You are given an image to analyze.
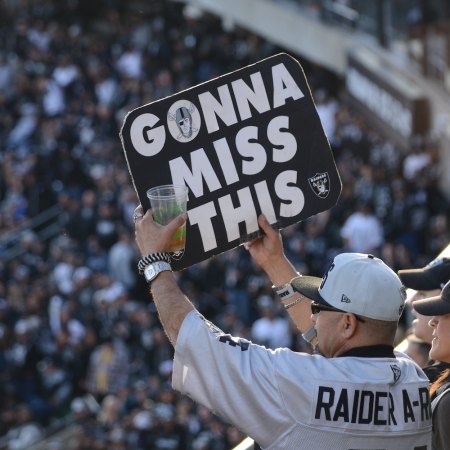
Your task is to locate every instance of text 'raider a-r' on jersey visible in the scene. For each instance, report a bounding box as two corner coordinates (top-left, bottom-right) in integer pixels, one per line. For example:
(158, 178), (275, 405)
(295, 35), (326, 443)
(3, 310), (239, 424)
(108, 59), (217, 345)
(312, 382), (430, 430)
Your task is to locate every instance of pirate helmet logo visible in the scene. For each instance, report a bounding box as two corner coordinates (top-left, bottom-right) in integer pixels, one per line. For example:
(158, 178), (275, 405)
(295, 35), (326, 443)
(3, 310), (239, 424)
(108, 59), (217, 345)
(390, 364), (401, 384)
(167, 100), (201, 142)
(308, 172), (330, 198)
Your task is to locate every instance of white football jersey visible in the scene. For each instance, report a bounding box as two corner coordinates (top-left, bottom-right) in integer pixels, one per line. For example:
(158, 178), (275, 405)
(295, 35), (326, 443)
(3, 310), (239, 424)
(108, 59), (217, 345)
(173, 311), (431, 450)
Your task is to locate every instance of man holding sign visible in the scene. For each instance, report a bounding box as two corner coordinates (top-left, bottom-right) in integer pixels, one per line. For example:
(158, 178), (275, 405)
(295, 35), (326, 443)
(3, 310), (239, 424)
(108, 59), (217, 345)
(133, 207), (431, 449)
(127, 54), (430, 448)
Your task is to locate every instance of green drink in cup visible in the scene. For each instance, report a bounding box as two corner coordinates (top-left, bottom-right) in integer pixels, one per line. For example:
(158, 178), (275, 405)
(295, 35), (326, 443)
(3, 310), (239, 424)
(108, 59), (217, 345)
(147, 184), (189, 259)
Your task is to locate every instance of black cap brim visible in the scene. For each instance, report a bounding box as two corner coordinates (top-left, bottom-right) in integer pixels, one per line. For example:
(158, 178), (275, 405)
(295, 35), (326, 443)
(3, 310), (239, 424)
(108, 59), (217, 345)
(398, 269), (438, 291)
(290, 275), (333, 307)
(412, 296), (450, 316)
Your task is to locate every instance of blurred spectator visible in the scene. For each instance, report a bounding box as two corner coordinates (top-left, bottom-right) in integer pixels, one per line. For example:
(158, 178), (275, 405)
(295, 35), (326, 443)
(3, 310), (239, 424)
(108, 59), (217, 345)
(398, 333), (432, 369)
(340, 200), (384, 254)
(403, 141), (430, 181)
(108, 228), (138, 294)
(4, 404), (43, 450)
(250, 295), (291, 348)
(315, 88), (338, 141)
(86, 337), (129, 399)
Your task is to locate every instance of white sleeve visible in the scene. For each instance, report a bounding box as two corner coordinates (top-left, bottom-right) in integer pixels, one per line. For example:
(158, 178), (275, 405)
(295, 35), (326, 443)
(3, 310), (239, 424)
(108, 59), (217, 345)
(172, 311), (289, 445)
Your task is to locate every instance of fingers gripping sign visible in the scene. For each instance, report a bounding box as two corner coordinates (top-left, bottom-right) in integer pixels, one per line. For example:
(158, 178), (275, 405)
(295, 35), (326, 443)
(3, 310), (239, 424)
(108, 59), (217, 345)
(244, 215), (283, 269)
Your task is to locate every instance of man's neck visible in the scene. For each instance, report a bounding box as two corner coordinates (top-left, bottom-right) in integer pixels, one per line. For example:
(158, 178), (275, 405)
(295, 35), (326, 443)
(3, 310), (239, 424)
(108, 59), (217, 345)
(338, 344), (395, 358)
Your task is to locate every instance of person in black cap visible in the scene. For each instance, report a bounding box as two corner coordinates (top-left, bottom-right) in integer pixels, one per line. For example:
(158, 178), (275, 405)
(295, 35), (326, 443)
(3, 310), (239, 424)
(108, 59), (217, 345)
(413, 280), (450, 450)
(397, 258), (450, 382)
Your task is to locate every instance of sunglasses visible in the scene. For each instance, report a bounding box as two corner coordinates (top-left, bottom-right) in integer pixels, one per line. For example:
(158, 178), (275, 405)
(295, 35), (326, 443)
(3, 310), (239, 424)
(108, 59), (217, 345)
(311, 302), (365, 322)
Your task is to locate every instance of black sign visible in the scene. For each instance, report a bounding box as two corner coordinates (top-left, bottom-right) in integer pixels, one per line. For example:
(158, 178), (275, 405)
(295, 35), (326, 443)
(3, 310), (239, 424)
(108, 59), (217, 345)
(120, 53), (341, 270)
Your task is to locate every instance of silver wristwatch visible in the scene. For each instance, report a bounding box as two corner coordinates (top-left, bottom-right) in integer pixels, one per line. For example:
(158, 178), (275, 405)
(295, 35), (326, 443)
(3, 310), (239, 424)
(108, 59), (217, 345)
(143, 261), (172, 284)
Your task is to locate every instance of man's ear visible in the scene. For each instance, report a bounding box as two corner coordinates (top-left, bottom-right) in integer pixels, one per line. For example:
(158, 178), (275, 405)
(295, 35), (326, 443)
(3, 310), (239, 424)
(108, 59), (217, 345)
(342, 313), (358, 338)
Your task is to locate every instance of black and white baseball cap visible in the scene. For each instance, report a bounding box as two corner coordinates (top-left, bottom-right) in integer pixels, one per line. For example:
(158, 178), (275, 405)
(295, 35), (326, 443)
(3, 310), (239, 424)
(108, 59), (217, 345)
(291, 253), (406, 322)
(397, 258), (450, 291)
(412, 279), (450, 316)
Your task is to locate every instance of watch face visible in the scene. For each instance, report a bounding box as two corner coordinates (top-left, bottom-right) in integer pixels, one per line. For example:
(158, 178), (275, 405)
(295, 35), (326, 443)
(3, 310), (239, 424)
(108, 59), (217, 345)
(143, 261), (171, 283)
(144, 265), (157, 282)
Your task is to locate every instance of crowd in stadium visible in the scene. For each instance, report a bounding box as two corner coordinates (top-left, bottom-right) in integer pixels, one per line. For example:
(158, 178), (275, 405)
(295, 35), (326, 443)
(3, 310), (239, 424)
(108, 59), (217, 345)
(0, 1), (449, 449)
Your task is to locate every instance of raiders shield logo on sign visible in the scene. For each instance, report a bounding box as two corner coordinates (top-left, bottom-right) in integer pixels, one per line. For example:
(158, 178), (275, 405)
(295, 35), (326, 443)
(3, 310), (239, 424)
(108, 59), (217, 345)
(308, 172), (330, 198)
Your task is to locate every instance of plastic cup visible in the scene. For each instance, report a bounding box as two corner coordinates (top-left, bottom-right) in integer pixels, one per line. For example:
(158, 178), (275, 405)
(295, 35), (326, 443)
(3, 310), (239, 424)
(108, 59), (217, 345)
(147, 184), (189, 258)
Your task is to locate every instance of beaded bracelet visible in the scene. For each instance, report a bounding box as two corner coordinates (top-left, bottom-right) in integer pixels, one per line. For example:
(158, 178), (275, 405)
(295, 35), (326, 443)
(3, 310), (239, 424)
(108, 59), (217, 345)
(138, 252), (171, 274)
(283, 297), (304, 310)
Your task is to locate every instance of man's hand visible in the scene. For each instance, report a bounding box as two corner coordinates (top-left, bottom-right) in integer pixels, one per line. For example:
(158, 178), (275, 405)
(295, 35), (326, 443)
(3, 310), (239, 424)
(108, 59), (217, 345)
(244, 215), (284, 272)
(134, 205), (187, 256)
(244, 214), (299, 287)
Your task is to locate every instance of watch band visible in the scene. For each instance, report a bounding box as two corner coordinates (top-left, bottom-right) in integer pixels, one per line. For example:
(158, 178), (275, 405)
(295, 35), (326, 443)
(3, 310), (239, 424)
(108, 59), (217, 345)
(302, 325), (317, 343)
(143, 261), (172, 284)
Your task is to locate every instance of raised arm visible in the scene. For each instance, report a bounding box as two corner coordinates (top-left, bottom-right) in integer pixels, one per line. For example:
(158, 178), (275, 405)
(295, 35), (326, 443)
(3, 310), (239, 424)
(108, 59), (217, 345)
(134, 205), (194, 346)
(244, 215), (315, 344)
